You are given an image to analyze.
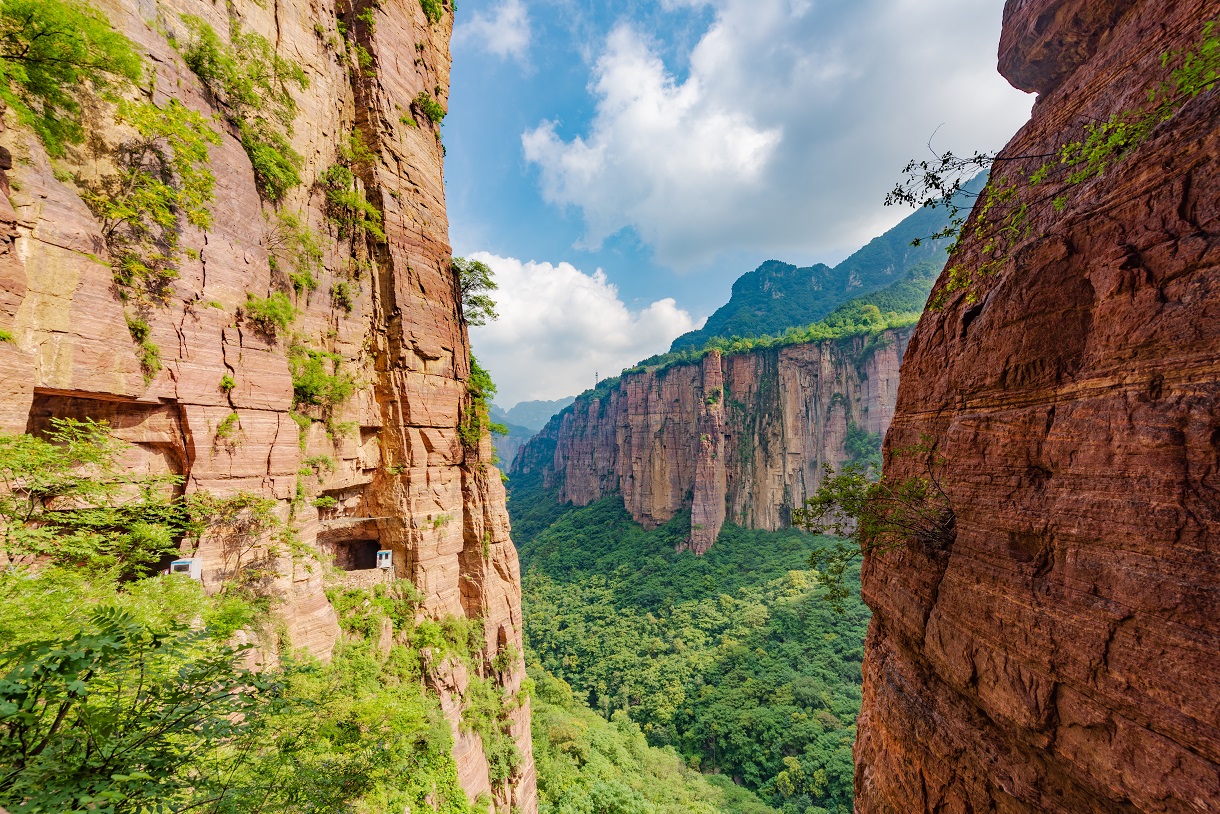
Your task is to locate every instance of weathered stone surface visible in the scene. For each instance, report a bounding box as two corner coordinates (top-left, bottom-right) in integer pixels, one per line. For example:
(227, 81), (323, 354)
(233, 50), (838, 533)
(855, 1), (1220, 812)
(515, 329), (909, 550)
(0, 0), (534, 807)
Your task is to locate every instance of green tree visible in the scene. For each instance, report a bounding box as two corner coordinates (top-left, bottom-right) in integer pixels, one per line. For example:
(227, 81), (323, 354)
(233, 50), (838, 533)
(0, 423), (486, 813)
(0, 608), (282, 814)
(792, 442), (953, 609)
(453, 257), (498, 327)
(0, 0), (143, 156)
(0, 419), (187, 577)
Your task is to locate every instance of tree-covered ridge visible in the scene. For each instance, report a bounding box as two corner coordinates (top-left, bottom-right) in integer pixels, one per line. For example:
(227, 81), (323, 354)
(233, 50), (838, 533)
(666, 180), (978, 353)
(622, 260), (935, 377)
(511, 484), (869, 814)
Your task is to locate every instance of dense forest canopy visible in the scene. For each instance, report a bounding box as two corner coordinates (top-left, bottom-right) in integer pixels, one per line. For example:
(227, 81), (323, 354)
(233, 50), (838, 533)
(510, 478), (869, 814)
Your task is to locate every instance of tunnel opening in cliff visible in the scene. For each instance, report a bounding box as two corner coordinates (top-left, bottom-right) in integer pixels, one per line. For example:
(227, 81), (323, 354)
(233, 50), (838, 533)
(328, 538), (380, 571)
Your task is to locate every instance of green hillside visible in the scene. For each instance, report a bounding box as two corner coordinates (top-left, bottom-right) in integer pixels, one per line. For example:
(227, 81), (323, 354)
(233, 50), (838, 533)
(669, 177), (983, 353)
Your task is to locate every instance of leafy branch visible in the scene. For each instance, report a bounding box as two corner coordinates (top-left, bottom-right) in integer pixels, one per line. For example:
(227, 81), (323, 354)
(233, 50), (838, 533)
(792, 439), (954, 608)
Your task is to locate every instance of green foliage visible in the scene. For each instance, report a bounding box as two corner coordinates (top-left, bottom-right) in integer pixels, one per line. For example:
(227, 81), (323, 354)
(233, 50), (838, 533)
(178, 15), (308, 127)
(311, 495), (337, 509)
(0, 0), (143, 157)
(243, 291), (298, 337)
(304, 454), (336, 474)
(843, 422), (881, 475)
(1157, 19), (1220, 102)
(215, 411), (240, 439)
(514, 485), (867, 812)
(0, 329), (11, 342)
(792, 441), (954, 609)
(459, 355), (506, 450)
(0, 568), (481, 813)
(240, 120), (303, 203)
(420, 0), (445, 25)
(414, 90), (446, 124)
(0, 606), (284, 813)
(667, 189), (961, 355)
(176, 15), (308, 202)
(124, 313), (162, 382)
(889, 19), (1220, 309)
(289, 342), (355, 411)
(532, 667), (776, 814)
(332, 280), (353, 312)
(454, 256), (498, 326)
(352, 42), (375, 77)
(0, 419), (186, 578)
(322, 161), (386, 243)
(82, 100), (221, 300)
(219, 373), (235, 392)
(267, 210), (325, 294)
(613, 266), (933, 390)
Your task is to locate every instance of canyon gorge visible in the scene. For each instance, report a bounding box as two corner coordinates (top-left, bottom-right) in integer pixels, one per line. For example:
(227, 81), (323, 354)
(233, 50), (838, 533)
(0, 0), (1216, 810)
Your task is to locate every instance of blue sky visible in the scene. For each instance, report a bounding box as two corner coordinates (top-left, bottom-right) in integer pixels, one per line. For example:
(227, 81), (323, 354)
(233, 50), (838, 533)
(446, 0), (1034, 406)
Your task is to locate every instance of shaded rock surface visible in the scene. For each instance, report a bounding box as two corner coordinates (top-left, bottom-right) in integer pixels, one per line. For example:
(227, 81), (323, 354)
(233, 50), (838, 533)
(514, 329), (910, 551)
(855, 1), (1220, 812)
(0, 0), (535, 808)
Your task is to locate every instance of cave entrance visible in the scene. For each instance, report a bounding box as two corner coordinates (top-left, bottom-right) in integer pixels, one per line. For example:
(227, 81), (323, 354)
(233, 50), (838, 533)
(331, 539), (380, 571)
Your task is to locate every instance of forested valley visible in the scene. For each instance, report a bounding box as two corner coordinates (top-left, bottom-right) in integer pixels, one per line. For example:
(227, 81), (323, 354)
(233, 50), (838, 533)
(510, 475), (869, 814)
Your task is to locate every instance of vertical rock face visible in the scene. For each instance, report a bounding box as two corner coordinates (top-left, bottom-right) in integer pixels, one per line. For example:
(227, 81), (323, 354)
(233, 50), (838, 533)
(0, 0), (535, 808)
(855, 1), (1219, 812)
(514, 329), (909, 550)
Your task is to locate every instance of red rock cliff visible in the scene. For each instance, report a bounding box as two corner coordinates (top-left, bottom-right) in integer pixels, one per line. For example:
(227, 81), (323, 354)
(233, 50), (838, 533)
(855, 1), (1219, 811)
(0, 0), (535, 808)
(515, 328), (909, 551)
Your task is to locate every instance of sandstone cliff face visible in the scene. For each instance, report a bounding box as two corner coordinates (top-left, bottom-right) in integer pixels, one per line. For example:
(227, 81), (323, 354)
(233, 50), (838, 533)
(515, 329), (909, 551)
(0, 0), (535, 808)
(855, 1), (1220, 812)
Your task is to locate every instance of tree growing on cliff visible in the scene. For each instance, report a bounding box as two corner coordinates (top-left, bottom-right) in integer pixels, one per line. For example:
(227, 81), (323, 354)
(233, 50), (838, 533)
(454, 257), (498, 327)
(792, 439), (954, 608)
(0, 423), (490, 813)
(886, 19), (1220, 309)
(0, 0), (143, 156)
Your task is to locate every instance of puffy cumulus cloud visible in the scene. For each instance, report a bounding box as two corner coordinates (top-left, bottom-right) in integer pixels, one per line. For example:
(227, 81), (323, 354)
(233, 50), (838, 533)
(523, 25), (782, 252)
(454, 0), (531, 60)
(522, 0), (1034, 267)
(467, 252), (698, 405)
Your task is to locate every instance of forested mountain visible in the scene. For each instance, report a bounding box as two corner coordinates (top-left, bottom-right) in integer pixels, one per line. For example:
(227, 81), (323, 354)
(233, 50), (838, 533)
(668, 177), (983, 353)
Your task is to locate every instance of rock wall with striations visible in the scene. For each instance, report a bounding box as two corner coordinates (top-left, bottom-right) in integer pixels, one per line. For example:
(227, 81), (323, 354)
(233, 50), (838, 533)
(855, 1), (1219, 812)
(514, 328), (910, 551)
(0, 0), (535, 808)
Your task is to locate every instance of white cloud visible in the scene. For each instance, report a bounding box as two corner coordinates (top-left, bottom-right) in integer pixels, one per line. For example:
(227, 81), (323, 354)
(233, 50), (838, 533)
(454, 0), (531, 61)
(467, 252), (698, 405)
(522, 0), (1034, 267)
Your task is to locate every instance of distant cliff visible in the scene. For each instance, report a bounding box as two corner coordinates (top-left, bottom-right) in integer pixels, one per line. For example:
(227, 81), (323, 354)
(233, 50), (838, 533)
(514, 328), (910, 551)
(855, 0), (1220, 811)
